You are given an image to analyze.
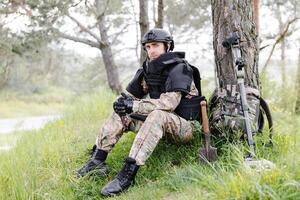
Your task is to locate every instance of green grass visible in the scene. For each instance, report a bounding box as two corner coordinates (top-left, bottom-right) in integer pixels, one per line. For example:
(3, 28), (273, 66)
(0, 87), (73, 118)
(0, 133), (23, 149)
(0, 86), (300, 199)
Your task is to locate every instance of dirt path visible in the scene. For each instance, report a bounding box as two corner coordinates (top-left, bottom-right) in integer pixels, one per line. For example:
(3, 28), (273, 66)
(0, 115), (61, 151)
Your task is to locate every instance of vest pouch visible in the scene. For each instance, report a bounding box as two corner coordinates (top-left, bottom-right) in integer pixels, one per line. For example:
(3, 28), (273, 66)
(175, 96), (205, 121)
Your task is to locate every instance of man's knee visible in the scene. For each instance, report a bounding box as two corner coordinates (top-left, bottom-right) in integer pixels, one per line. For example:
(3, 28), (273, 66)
(146, 110), (169, 123)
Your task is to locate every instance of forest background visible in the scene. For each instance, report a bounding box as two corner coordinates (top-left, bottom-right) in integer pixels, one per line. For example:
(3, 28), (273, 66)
(0, 0), (300, 199)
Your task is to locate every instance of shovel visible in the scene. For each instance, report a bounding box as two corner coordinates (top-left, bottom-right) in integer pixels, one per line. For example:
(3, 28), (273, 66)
(198, 100), (218, 163)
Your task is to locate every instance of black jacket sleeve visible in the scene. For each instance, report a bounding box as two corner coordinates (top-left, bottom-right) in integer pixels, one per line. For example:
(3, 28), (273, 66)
(126, 68), (146, 99)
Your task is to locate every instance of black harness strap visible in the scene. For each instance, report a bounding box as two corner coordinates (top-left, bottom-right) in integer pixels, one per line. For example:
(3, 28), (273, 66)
(259, 97), (274, 144)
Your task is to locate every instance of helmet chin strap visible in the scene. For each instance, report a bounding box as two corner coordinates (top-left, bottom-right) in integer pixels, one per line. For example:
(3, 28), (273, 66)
(165, 43), (171, 52)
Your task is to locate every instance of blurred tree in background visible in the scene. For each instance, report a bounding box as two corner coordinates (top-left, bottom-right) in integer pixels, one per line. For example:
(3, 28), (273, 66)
(0, 0), (299, 113)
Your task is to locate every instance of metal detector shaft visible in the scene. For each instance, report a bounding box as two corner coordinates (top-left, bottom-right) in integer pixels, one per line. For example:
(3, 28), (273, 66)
(231, 42), (256, 158)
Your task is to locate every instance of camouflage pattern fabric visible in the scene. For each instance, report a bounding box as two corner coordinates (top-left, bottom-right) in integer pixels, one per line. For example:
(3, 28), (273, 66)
(132, 92), (182, 114)
(209, 84), (260, 140)
(95, 112), (127, 152)
(96, 110), (198, 165)
(95, 81), (200, 166)
(129, 110), (195, 165)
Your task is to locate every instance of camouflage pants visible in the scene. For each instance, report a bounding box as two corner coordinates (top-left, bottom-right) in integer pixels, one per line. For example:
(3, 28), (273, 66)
(96, 110), (196, 165)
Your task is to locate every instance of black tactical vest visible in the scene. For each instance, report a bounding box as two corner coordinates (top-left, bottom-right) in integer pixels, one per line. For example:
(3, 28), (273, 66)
(126, 52), (204, 121)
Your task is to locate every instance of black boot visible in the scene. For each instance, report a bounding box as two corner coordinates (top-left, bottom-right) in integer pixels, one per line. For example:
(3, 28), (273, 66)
(101, 157), (139, 197)
(75, 148), (109, 178)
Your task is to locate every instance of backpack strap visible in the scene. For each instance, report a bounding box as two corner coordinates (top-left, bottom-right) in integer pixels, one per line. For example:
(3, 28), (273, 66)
(190, 64), (202, 96)
(182, 60), (202, 96)
(259, 97), (274, 145)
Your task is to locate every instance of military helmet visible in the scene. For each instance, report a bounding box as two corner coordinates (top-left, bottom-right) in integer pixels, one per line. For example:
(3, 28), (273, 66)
(141, 28), (174, 51)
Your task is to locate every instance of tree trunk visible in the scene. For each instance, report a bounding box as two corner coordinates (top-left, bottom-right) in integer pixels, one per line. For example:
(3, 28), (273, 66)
(295, 48), (300, 114)
(280, 38), (286, 87)
(0, 59), (11, 90)
(155, 0), (164, 28)
(253, 0), (259, 35)
(139, 0), (149, 65)
(211, 0), (259, 89)
(277, 5), (286, 89)
(95, 0), (122, 94)
(152, 0), (156, 25)
(274, 3), (287, 109)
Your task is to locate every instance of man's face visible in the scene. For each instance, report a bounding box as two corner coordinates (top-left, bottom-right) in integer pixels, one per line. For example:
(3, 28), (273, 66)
(145, 42), (166, 61)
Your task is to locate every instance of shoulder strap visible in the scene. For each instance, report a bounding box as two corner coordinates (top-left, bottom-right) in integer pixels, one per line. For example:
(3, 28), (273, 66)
(259, 97), (274, 145)
(189, 64), (202, 96)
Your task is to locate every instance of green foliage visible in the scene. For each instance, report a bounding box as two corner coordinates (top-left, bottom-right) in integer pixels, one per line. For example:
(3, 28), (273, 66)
(0, 84), (300, 199)
(260, 64), (298, 113)
(69, 57), (107, 94)
(0, 41), (108, 94)
(0, 86), (73, 118)
(0, 0), (135, 94)
(165, 0), (211, 31)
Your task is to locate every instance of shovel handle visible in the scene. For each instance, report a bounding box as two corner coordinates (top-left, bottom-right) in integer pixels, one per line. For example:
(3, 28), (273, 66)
(200, 101), (210, 134)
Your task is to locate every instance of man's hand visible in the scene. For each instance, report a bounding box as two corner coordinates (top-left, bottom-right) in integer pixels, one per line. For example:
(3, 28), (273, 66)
(113, 92), (133, 116)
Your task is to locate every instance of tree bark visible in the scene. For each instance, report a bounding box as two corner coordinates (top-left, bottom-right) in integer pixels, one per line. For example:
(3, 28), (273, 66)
(0, 59), (11, 89)
(253, 0), (259, 35)
(152, 0), (156, 25)
(295, 48), (300, 114)
(276, 4), (286, 89)
(211, 0), (259, 89)
(139, 0), (149, 65)
(95, 0), (122, 93)
(280, 37), (286, 88)
(155, 0), (164, 28)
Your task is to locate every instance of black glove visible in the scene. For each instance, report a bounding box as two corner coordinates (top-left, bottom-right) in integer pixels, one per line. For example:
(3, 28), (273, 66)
(113, 92), (133, 116)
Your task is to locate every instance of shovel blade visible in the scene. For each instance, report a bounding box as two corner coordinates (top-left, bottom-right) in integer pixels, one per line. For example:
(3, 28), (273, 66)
(198, 146), (218, 164)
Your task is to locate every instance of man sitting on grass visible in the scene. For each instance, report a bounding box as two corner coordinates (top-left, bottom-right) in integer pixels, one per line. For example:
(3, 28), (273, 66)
(76, 28), (204, 197)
